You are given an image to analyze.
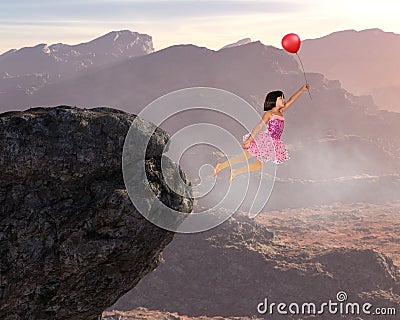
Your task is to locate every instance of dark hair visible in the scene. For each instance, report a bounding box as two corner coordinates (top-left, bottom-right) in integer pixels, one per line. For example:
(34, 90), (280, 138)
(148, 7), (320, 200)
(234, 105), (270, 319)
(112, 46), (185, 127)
(264, 90), (284, 111)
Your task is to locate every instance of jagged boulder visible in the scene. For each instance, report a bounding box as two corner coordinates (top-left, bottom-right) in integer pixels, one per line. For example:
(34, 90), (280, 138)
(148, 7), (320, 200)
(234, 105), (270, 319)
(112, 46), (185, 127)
(0, 106), (193, 319)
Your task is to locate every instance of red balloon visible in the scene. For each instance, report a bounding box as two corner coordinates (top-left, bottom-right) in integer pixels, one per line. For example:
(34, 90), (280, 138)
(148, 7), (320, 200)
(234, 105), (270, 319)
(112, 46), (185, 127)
(281, 33), (301, 53)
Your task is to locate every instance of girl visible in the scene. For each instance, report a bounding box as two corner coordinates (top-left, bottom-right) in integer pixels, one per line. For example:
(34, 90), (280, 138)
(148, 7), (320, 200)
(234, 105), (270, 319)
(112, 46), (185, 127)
(212, 83), (310, 182)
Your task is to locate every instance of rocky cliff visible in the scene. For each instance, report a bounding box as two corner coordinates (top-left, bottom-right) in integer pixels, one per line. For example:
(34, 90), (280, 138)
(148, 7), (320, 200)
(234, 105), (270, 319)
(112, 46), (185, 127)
(0, 106), (193, 319)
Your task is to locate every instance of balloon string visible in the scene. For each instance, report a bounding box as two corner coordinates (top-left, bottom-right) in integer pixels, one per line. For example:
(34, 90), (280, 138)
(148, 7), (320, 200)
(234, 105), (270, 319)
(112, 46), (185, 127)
(295, 52), (312, 100)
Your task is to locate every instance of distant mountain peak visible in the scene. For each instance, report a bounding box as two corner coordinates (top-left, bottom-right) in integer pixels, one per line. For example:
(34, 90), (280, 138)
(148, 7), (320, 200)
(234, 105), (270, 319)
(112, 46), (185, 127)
(221, 38), (252, 49)
(300, 28), (400, 112)
(0, 30), (154, 76)
(308, 28), (397, 41)
(94, 30), (149, 42)
(83, 30), (153, 50)
(338, 28), (387, 36)
(360, 27), (384, 33)
(110, 30), (139, 36)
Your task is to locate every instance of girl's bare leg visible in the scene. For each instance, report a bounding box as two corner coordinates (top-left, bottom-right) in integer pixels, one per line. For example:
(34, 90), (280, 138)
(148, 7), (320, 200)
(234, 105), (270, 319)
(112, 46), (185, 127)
(229, 160), (263, 182)
(212, 150), (253, 176)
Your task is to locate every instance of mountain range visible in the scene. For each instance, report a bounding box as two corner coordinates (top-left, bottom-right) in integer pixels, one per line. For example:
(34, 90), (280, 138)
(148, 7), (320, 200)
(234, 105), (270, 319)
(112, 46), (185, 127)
(1, 28), (399, 112)
(0, 29), (399, 210)
(0, 30), (153, 102)
(300, 28), (400, 112)
(0, 30), (153, 76)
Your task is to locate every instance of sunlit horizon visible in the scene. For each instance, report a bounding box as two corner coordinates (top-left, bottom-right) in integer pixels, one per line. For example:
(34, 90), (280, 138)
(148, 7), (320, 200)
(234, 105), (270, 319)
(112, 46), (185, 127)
(1, 0), (400, 54)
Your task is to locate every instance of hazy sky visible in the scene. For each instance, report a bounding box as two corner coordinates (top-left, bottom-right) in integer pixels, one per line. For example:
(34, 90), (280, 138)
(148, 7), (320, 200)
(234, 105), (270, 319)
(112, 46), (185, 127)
(1, 0), (400, 54)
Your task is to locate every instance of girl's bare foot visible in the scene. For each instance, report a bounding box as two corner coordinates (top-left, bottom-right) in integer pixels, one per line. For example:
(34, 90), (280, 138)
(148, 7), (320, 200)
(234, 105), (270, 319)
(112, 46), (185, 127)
(229, 169), (236, 183)
(212, 162), (222, 177)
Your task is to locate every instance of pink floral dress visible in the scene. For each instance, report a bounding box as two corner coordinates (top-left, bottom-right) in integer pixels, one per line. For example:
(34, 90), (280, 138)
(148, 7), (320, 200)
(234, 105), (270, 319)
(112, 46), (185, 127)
(242, 114), (290, 164)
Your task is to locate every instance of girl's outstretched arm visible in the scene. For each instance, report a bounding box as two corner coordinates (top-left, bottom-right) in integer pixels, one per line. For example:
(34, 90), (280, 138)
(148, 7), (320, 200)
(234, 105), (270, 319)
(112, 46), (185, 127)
(281, 83), (309, 113)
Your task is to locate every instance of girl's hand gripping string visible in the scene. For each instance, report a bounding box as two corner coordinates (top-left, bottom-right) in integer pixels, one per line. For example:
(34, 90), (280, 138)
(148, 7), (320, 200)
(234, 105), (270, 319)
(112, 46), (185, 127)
(301, 83), (310, 92)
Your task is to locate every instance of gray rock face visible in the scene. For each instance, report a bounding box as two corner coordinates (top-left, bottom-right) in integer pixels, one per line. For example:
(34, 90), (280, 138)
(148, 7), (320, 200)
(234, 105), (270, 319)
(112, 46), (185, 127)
(0, 106), (193, 319)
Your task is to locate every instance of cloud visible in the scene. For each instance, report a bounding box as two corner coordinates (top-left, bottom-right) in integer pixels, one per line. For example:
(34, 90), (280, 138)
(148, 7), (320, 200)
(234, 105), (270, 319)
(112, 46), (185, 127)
(0, 1), (307, 21)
